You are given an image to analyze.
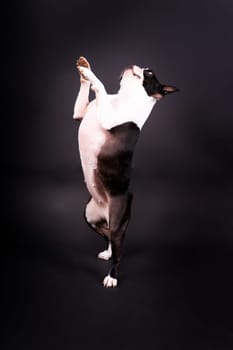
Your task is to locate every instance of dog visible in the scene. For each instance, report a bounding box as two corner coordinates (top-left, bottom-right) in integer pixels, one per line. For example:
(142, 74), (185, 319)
(73, 56), (178, 287)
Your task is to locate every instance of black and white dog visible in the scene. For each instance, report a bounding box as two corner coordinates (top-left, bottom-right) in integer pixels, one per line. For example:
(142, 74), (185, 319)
(73, 56), (178, 288)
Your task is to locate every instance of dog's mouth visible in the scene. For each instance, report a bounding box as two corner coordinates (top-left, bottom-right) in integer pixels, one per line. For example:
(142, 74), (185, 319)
(132, 65), (142, 79)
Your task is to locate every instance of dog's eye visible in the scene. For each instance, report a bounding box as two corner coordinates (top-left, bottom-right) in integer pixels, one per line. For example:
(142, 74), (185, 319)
(144, 69), (153, 77)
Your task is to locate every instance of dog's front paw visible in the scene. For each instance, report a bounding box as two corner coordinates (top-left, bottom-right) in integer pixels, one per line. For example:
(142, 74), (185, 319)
(76, 56), (92, 82)
(78, 66), (95, 83)
(76, 56), (91, 70)
(103, 275), (118, 288)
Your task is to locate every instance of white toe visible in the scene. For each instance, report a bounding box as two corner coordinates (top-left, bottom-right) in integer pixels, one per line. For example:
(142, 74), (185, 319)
(103, 275), (117, 288)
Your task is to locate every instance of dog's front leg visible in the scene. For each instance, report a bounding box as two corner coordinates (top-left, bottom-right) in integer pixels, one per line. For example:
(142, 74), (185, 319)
(73, 57), (91, 120)
(78, 66), (112, 129)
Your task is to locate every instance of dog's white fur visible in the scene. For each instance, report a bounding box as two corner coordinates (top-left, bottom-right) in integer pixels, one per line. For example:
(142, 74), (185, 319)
(98, 241), (112, 261)
(73, 59), (159, 288)
(73, 65), (157, 130)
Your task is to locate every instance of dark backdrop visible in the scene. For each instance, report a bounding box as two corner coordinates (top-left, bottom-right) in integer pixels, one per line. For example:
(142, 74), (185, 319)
(2, 1), (233, 349)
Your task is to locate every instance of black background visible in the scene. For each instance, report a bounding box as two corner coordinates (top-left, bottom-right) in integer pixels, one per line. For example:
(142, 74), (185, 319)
(2, 1), (233, 349)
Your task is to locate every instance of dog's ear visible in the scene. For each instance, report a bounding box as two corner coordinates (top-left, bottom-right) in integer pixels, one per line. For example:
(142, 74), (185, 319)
(163, 85), (179, 95)
(152, 85), (179, 100)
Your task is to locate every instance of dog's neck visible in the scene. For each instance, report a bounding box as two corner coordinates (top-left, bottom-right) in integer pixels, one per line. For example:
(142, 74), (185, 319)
(118, 79), (145, 97)
(106, 88), (156, 130)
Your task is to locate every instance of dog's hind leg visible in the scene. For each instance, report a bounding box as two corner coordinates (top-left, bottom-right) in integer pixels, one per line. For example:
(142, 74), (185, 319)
(73, 56), (91, 120)
(103, 193), (133, 288)
(97, 240), (112, 261)
(84, 197), (112, 260)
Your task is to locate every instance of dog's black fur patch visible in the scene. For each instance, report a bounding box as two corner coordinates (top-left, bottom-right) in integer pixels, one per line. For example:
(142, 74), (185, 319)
(96, 122), (140, 196)
(143, 68), (179, 98)
(143, 68), (164, 96)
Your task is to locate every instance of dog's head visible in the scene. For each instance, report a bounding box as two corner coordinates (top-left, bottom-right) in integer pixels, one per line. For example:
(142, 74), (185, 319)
(120, 65), (179, 100)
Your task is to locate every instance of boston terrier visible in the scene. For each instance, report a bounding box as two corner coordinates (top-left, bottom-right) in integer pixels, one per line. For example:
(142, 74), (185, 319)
(73, 56), (178, 288)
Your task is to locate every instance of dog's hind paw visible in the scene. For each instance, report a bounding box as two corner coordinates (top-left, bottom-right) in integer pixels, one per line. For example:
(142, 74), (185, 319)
(98, 250), (112, 260)
(103, 275), (117, 288)
(97, 244), (112, 261)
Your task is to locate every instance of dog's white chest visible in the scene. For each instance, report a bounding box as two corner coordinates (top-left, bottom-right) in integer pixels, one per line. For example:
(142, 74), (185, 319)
(98, 93), (156, 130)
